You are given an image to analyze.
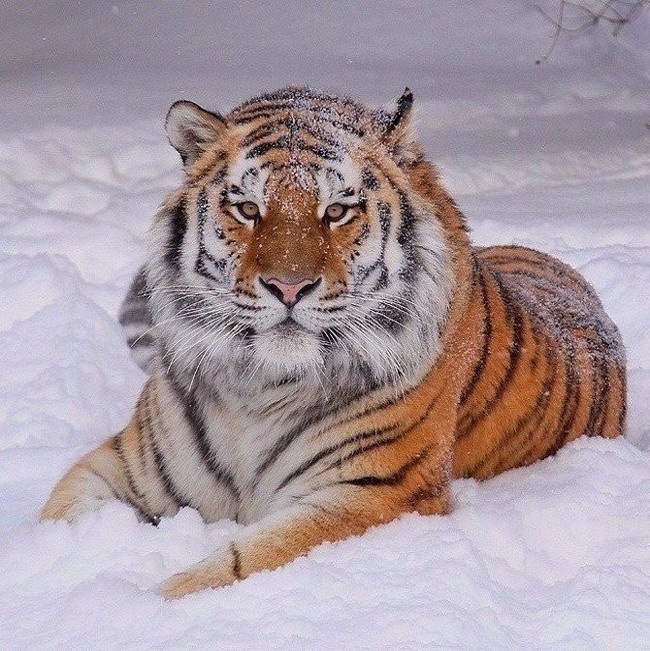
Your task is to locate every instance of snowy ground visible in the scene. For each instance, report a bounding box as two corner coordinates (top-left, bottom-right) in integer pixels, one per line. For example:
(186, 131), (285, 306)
(1, 2), (649, 649)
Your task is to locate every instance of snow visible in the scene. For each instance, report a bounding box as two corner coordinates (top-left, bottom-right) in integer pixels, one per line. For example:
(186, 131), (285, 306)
(1, 1), (648, 648)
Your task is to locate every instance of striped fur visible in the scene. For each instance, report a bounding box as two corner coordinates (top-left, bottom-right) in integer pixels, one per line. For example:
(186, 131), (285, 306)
(42, 87), (626, 598)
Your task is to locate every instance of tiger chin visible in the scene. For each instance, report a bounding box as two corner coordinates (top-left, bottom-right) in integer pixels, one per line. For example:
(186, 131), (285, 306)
(41, 86), (626, 599)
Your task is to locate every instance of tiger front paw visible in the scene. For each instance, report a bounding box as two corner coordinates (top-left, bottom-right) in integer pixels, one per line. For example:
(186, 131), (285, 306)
(40, 492), (111, 522)
(157, 555), (237, 599)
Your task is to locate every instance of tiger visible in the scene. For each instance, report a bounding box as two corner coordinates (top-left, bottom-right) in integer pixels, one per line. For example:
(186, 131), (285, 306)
(41, 86), (626, 599)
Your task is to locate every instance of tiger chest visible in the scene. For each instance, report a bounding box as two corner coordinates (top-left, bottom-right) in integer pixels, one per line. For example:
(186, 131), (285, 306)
(193, 397), (326, 526)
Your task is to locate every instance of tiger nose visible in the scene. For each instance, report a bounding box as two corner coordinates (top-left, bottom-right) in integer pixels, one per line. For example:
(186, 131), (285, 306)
(259, 276), (322, 308)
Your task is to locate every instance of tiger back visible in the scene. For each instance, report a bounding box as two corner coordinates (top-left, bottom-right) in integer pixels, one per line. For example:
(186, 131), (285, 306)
(454, 245), (625, 479)
(42, 87), (626, 598)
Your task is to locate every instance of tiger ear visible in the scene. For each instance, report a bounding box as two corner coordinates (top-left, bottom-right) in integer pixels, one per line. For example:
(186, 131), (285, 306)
(166, 100), (228, 166)
(373, 88), (416, 165)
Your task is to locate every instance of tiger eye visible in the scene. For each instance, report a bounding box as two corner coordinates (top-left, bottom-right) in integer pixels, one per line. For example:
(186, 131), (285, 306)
(325, 203), (347, 222)
(238, 202), (260, 220)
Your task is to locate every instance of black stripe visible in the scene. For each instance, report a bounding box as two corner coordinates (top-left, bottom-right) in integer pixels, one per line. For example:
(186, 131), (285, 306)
(253, 380), (370, 483)
(240, 121), (283, 146)
(280, 383), (446, 493)
(275, 425), (398, 492)
(210, 167), (227, 186)
(113, 431), (148, 504)
(95, 449), (155, 524)
(135, 391), (155, 470)
(233, 110), (365, 138)
(241, 117), (345, 153)
(583, 349), (609, 437)
(127, 333), (154, 348)
(377, 201), (392, 242)
(458, 261), (491, 410)
(396, 193), (416, 249)
(194, 258), (224, 284)
(145, 386), (191, 509)
(319, 379), (424, 439)
(362, 168), (379, 190)
(234, 101), (302, 119)
(165, 198), (187, 269)
(470, 343), (558, 476)
(353, 222), (371, 249)
(254, 404), (331, 479)
(119, 305), (151, 327)
(297, 122), (345, 151)
(615, 364), (627, 434)
(165, 373), (241, 501)
(232, 109), (294, 125)
(237, 167), (261, 196)
(318, 384), (445, 480)
(340, 444), (433, 487)
(482, 252), (595, 297)
(457, 271), (525, 436)
(372, 267), (389, 292)
(195, 188), (229, 282)
(515, 353), (576, 468)
(394, 191), (418, 286)
(228, 184), (245, 197)
(136, 401), (149, 472)
(245, 135), (291, 159)
(541, 337), (580, 458)
(356, 201), (391, 287)
(305, 143), (341, 161)
(148, 430), (189, 509)
(230, 543), (243, 580)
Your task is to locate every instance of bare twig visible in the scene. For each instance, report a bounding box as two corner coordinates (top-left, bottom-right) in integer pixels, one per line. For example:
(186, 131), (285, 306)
(535, 0), (650, 63)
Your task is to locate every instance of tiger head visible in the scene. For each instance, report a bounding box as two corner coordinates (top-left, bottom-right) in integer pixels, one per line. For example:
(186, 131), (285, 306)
(147, 87), (459, 394)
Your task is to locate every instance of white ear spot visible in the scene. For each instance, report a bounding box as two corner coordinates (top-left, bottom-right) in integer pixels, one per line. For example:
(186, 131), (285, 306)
(166, 100), (228, 166)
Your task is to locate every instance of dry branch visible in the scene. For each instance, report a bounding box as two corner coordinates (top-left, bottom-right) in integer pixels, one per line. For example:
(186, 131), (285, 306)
(535, 0), (650, 63)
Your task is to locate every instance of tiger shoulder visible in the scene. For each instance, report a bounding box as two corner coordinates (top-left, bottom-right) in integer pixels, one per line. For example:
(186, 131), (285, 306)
(42, 86), (626, 598)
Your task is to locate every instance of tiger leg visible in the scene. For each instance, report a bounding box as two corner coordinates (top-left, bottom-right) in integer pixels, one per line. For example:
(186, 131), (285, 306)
(41, 436), (129, 521)
(157, 384), (458, 599)
(40, 416), (159, 522)
(158, 482), (450, 599)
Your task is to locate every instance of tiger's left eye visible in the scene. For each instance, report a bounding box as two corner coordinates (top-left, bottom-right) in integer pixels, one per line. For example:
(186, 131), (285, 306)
(324, 203), (348, 223)
(236, 201), (260, 221)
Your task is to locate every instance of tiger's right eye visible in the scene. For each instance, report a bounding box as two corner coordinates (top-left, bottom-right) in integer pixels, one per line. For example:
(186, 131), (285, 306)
(236, 202), (260, 221)
(324, 203), (348, 223)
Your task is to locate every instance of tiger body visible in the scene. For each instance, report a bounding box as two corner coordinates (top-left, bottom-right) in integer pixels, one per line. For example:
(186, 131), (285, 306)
(42, 87), (626, 598)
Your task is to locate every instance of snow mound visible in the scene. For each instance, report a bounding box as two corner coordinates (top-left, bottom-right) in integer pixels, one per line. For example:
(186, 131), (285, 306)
(0, 440), (647, 649)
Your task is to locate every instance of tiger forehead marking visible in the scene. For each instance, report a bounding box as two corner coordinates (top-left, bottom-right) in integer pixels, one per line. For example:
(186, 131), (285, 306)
(44, 86), (625, 600)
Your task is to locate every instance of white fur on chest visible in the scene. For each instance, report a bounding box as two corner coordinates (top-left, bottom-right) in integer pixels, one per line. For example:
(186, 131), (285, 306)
(198, 383), (326, 525)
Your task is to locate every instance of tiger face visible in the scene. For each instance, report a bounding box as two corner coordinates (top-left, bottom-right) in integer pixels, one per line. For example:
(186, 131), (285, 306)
(147, 88), (454, 393)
